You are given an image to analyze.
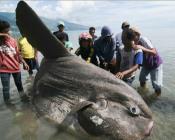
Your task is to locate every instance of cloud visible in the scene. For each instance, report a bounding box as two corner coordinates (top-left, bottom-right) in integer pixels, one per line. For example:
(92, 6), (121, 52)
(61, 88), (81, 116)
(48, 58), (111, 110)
(0, 0), (175, 30)
(13, 1), (96, 23)
(0, 2), (16, 13)
(55, 1), (95, 21)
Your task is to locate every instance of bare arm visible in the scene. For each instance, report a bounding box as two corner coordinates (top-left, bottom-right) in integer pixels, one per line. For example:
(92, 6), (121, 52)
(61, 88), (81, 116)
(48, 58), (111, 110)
(116, 64), (139, 79)
(0, 33), (9, 37)
(16, 41), (29, 70)
(133, 37), (157, 55)
(138, 45), (157, 55)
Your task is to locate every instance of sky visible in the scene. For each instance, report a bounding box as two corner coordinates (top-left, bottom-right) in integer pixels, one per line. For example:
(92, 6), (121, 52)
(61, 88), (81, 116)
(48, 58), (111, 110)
(0, 0), (175, 32)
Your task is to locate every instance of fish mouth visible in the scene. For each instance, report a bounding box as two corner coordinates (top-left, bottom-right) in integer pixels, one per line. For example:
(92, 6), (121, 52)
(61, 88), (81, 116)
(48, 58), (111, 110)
(145, 121), (154, 136)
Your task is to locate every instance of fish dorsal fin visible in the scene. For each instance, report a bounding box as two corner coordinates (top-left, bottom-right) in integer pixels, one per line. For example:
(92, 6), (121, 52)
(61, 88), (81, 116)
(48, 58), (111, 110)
(16, 1), (70, 59)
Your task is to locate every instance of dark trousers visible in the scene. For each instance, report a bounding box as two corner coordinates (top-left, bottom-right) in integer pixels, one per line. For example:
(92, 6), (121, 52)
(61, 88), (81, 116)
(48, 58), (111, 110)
(24, 58), (39, 75)
(0, 72), (24, 101)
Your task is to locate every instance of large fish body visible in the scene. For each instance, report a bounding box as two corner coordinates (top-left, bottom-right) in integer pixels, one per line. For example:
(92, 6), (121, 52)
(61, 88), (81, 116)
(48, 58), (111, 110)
(16, 1), (153, 140)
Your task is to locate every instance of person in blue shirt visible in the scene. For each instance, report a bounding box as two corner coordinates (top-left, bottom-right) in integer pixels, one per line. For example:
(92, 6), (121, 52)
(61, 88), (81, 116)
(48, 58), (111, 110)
(115, 28), (143, 85)
(93, 26), (116, 73)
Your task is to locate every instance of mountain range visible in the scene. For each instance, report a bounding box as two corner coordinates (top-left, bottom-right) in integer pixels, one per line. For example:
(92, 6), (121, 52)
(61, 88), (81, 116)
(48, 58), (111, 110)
(0, 12), (89, 33)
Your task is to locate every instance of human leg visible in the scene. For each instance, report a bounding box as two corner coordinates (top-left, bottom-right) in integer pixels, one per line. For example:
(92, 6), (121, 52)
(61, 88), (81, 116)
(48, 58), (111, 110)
(24, 58), (33, 75)
(12, 72), (29, 102)
(0, 73), (11, 102)
(12, 72), (24, 92)
(31, 58), (39, 72)
(150, 64), (163, 96)
(139, 67), (150, 88)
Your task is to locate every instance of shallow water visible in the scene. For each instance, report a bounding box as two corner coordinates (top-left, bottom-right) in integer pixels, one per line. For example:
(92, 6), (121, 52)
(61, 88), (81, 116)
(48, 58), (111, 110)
(0, 28), (175, 140)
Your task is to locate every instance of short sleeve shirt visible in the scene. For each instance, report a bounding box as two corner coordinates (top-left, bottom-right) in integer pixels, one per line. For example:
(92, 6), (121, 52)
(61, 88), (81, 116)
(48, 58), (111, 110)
(117, 46), (143, 72)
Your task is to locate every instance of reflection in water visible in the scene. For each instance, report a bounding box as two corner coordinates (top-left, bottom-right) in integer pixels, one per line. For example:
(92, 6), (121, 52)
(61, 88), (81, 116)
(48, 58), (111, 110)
(137, 86), (160, 105)
(6, 102), (38, 140)
(2, 93), (175, 140)
(146, 97), (175, 140)
(48, 128), (107, 140)
(136, 86), (175, 140)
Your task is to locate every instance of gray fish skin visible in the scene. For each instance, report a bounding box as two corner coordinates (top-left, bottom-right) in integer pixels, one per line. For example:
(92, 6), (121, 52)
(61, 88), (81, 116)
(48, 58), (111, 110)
(32, 56), (153, 140)
(16, 1), (154, 140)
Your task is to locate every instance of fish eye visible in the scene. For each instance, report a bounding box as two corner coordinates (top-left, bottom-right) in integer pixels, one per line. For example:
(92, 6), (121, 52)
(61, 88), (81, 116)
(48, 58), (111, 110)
(129, 106), (140, 116)
(93, 98), (108, 110)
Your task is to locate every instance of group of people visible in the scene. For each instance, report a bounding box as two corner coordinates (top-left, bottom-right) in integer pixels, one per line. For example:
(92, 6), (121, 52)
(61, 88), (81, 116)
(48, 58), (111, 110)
(0, 20), (39, 103)
(0, 19), (163, 103)
(72, 21), (163, 97)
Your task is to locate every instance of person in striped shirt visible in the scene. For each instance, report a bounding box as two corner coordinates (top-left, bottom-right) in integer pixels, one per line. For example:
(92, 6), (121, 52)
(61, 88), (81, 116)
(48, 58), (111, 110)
(0, 20), (29, 103)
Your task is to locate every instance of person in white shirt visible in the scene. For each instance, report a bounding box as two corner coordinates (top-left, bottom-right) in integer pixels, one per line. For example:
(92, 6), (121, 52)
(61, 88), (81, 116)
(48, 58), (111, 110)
(131, 27), (163, 96)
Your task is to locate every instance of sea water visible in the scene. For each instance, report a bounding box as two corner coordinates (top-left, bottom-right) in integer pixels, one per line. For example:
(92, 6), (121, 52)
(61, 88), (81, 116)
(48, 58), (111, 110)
(0, 28), (175, 140)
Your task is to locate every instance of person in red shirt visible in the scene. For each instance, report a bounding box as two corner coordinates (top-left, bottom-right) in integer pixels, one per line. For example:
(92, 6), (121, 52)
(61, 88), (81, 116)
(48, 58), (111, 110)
(0, 20), (29, 103)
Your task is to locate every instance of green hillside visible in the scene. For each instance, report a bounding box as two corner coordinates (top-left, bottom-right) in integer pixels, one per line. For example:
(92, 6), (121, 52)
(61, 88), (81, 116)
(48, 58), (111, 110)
(0, 12), (89, 34)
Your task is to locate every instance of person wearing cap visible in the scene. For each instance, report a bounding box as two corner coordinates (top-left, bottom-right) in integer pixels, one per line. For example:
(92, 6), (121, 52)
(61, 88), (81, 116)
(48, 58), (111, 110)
(131, 27), (163, 96)
(115, 21), (130, 48)
(115, 28), (143, 85)
(53, 21), (69, 42)
(93, 26), (116, 73)
(75, 32), (94, 63)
